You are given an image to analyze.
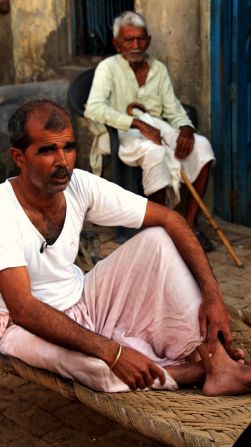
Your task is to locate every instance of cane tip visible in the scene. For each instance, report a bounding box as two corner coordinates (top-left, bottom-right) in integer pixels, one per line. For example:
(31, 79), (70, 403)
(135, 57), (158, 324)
(237, 261), (244, 269)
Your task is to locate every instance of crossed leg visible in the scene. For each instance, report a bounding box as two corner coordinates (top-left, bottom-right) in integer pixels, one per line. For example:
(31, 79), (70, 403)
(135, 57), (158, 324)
(163, 340), (250, 396)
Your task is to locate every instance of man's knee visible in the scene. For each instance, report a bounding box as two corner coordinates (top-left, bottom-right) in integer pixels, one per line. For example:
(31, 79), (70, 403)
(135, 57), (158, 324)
(134, 227), (175, 253)
(194, 133), (214, 155)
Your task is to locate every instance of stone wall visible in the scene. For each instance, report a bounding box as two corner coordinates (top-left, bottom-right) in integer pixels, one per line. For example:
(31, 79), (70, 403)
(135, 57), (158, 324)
(0, 2), (14, 84)
(0, 0), (68, 85)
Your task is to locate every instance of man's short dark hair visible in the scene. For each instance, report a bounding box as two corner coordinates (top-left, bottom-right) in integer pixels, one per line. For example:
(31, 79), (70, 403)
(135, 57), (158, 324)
(8, 99), (72, 151)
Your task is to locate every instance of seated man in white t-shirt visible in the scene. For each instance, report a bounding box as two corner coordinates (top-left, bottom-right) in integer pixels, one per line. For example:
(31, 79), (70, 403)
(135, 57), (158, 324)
(0, 99), (249, 396)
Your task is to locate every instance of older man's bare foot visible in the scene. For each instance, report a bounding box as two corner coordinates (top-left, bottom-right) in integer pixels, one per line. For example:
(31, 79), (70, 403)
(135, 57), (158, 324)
(198, 342), (251, 396)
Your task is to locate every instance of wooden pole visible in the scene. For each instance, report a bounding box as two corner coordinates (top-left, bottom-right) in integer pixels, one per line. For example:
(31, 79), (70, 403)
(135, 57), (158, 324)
(180, 169), (243, 268)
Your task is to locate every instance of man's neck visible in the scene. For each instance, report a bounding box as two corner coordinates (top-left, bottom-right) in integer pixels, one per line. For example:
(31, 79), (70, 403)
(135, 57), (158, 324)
(10, 176), (66, 243)
(129, 59), (149, 87)
(11, 176), (64, 213)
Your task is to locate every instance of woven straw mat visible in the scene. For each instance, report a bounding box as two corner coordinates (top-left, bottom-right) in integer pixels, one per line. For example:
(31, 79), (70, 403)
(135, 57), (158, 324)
(0, 305), (250, 447)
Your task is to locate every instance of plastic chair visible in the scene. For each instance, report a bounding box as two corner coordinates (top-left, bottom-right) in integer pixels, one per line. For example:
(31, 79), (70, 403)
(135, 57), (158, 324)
(67, 68), (143, 242)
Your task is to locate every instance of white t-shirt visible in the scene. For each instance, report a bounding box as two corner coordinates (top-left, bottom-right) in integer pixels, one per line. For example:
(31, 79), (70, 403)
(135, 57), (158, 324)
(0, 169), (147, 312)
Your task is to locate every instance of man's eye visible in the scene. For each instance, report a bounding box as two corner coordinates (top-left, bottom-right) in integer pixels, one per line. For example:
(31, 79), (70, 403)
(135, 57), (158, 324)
(64, 142), (76, 152)
(38, 146), (54, 154)
(64, 146), (75, 152)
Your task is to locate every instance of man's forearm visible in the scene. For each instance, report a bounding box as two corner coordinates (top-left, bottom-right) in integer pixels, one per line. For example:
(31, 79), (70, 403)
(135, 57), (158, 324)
(11, 295), (118, 366)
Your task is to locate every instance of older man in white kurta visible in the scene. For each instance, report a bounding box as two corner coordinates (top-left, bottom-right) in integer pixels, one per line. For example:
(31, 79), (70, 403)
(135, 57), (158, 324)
(85, 54), (214, 207)
(85, 12), (215, 244)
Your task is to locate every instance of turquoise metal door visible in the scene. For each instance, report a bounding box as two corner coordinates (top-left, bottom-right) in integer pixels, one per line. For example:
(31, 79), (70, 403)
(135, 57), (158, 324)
(232, 0), (251, 225)
(211, 0), (251, 226)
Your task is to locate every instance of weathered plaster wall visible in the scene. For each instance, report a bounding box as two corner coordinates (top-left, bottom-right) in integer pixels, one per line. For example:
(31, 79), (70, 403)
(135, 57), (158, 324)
(11, 0), (68, 83)
(136, 0), (211, 136)
(0, 6), (14, 84)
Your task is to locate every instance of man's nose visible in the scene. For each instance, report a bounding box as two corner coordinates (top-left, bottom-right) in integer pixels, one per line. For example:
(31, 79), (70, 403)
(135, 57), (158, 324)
(55, 149), (67, 166)
(131, 38), (140, 48)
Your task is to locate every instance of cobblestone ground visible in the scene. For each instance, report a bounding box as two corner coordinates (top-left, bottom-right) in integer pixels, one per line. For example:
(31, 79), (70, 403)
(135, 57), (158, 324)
(0, 218), (250, 446)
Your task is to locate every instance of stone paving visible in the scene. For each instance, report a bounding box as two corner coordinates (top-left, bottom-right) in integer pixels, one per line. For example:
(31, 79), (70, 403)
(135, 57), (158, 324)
(0, 217), (250, 446)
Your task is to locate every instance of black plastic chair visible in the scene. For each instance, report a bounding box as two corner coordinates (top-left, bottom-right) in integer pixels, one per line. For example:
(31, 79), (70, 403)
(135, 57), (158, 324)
(67, 68), (143, 241)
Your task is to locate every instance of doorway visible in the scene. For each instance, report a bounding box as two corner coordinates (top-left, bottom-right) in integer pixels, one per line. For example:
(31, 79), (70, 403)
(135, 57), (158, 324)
(71, 0), (134, 57)
(211, 0), (251, 227)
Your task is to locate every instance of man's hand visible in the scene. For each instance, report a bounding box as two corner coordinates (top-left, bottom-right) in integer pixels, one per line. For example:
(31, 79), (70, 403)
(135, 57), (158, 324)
(111, 345), (165, 390)
(198, 297), (233, 355)
(175, 125), (195, 159)
(132, 118), (161, 145)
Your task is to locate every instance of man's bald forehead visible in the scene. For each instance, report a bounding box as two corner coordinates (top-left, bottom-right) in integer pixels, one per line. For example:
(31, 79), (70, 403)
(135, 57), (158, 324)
(27, 103), (72, 133)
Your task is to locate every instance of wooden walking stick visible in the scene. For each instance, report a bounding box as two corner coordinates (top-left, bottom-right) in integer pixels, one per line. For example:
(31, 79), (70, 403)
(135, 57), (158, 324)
(180, 169), (243, 268)
(126, 102), (243, 267)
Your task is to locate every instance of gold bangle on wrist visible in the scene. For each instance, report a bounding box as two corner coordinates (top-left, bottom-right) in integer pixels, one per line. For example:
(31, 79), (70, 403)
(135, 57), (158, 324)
(110, 344), (122, 370)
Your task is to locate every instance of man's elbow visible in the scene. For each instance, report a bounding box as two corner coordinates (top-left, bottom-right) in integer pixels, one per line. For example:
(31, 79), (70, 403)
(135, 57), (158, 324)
(85, 104), (98, 121)
(85, 103), (106, 125)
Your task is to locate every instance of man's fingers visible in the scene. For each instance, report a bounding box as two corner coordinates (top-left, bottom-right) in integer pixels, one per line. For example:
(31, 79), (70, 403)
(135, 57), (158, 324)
(199, 314), (207, 342)
(175, 139), (194, 159)
(135, 374), (147, 389)
(139, 122), (161, 145)
(224, 344), (244, 361)
(221, 326), (233, 345)
(206, 327), (219, 354)
(150, 364), (165, 386)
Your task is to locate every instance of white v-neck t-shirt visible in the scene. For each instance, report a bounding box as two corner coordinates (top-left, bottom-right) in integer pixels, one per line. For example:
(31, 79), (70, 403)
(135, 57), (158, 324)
(0, 169), (147, 312)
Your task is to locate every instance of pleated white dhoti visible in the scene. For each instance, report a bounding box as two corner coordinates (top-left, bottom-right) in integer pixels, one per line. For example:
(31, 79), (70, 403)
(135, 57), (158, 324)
(118, 114), (215, 208)
(0, 228), (202, 392)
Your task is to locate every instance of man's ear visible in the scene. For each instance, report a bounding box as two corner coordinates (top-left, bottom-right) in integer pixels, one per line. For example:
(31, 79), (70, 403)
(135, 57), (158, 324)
(146, 34), (151, 49)
(10, 147), (26, 169)
(112, 37), (120, 53)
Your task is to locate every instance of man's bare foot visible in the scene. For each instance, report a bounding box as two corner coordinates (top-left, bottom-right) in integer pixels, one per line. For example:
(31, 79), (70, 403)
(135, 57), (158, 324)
(186, 345), (244, 363)
(198, 342), (251, 396)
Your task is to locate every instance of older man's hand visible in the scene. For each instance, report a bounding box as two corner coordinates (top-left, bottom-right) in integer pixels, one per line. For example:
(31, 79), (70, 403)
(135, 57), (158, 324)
(175, 126), (195, 159)
(132, 118), (162, 145)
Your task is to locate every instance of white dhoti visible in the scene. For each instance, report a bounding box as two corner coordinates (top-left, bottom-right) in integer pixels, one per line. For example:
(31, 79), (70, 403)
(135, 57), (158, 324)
(118, 114), (215, 208)
(0, 228), (202, 392)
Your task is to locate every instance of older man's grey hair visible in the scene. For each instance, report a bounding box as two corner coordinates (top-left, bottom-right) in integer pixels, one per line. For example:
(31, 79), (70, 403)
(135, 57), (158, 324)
(113, 11), (148, 40)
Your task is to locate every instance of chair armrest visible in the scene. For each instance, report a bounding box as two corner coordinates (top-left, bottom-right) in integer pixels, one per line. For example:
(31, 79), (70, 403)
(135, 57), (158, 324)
(105, 125), (120, 156)
(182, 104), (198, 128)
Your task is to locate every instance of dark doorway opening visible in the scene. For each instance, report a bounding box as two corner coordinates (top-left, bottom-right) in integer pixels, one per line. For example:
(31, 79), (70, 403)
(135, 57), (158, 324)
(72, 0), (134, 57)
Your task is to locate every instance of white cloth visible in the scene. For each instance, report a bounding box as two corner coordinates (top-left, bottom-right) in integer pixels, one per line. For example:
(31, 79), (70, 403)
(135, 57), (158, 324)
(0, 169), (147, 312)
(0, 228), (202, 392)
(118, 113), (215, 207)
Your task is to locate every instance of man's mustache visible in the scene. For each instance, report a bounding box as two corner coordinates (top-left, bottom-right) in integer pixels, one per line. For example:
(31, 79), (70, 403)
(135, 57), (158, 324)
(130, 50), (143, 54)
(51, 167), (71, 178)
